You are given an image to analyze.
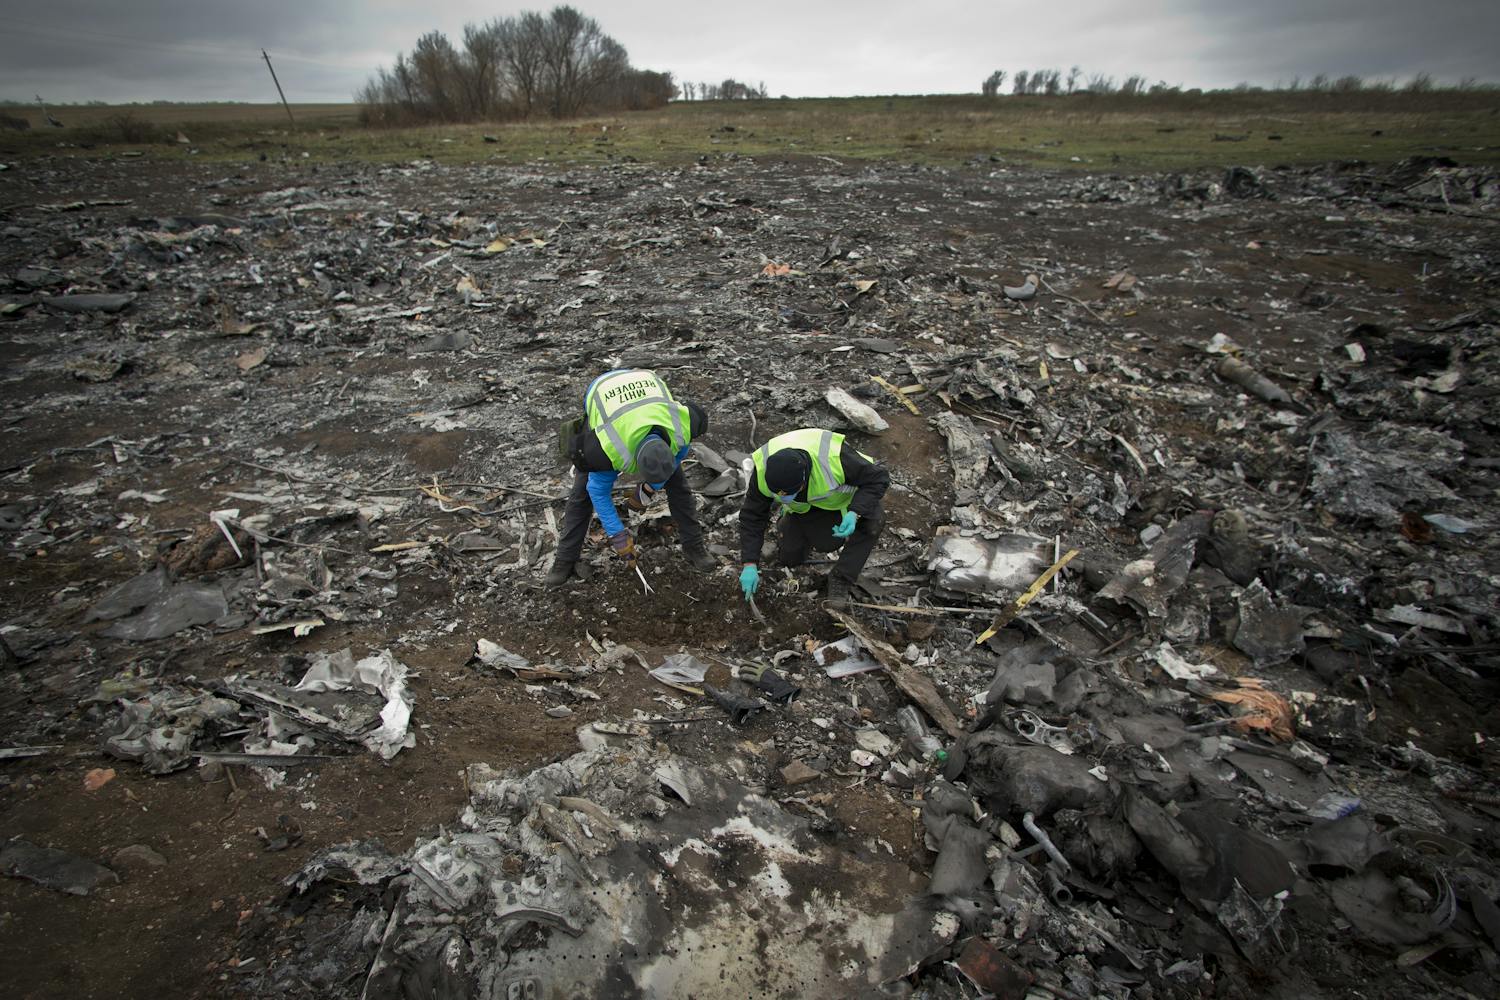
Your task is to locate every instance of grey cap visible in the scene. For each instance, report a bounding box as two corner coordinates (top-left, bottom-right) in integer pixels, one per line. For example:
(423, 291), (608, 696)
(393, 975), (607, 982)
(634, 436), (675, 484)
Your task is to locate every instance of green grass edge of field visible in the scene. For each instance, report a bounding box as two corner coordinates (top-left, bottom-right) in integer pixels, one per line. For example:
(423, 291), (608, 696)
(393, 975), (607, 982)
(3, 92), (1499, 172)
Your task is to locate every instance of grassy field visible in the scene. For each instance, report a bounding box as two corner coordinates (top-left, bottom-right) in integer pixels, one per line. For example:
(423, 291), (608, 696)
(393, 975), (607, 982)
(2, 92), (1498, 171)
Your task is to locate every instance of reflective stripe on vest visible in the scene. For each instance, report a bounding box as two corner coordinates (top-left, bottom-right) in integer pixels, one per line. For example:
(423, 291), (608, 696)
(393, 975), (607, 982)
(753, 429), (856, 513)
(585, 370), (687, 472)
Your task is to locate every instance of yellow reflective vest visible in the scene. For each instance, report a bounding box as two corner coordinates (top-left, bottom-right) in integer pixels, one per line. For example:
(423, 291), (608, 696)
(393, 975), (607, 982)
(584, 369), (689, 473)
(752, 429), (859, 513)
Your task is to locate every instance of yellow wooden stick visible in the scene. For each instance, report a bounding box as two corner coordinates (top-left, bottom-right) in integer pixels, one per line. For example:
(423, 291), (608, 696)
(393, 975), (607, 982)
(871, 375), (921, 415)
(974, 548), (1080, 645)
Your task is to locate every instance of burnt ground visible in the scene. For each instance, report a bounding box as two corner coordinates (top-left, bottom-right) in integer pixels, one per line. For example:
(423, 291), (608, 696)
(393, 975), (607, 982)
(0, 152), (1497, 999)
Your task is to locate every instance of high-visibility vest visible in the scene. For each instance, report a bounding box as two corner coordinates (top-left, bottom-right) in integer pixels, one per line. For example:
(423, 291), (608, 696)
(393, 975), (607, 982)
(584, 369), (689, 473)
(752, 429), (858, 513)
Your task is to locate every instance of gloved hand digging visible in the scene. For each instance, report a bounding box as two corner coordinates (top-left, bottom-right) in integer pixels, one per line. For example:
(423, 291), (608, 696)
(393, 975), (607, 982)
(625, 483), (658, 512)
(832, 511), (858, 539)
(610, 530), (636, 567)
(739, 563), (760, 599)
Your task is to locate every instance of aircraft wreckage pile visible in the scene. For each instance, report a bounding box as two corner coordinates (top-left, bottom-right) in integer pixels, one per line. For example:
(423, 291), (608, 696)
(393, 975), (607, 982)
(1, 151), (1498, 998)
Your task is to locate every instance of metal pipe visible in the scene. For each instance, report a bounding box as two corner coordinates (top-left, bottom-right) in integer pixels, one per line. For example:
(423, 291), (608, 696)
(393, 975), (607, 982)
(1044, 867), (1073, 906)
(1021, 811), (1071, 873)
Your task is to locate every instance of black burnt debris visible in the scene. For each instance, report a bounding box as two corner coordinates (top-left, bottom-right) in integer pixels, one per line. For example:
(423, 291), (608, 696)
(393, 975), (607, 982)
(2, 151), (1498, 998)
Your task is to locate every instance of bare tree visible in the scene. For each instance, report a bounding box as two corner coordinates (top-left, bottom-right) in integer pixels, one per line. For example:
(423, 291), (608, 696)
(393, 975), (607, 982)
(359, 5), (674, 124)
(981, 70), (1005, 97)
(1404, 72), (1433, 93)
(1085, 72), (1115, 94)
(707, 78), (763, 100)
(392, 55), (418, 110)
(1065, 65), (1080, 94)
(1011, 69), (1029, 95)
(1119, 74), (1146, 96)
(1041, 69), (1061, 96)
(461, 22), (504, 117)
(410, 31), (462, 120)
(541, 6), (627, 118)
(607, 69), (674, 109)
(497, 12), (547, 118)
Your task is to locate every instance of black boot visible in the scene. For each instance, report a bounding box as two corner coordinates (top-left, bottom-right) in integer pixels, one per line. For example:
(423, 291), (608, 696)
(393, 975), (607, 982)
(826, 575), (853, 608)
(683, 543), (716, 572)
(544, 560), (575, 588)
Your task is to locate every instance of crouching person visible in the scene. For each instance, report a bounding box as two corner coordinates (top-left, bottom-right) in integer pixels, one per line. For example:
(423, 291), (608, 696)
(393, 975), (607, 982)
(546, 369), (714, 586)
(737, 428), (889, 608)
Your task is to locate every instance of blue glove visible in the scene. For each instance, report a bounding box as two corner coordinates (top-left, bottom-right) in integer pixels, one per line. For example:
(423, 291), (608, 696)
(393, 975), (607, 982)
(831, 511), (858, 539)
(739, 564), (760, 599)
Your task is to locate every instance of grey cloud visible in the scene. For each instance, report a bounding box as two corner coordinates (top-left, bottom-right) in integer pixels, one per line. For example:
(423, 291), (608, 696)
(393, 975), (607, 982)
(1, 0), (1495, 104)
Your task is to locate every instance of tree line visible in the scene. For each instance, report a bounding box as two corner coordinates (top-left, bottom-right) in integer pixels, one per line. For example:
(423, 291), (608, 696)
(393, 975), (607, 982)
(981, 67), (1494, 97)
(357, 5), (674, 124)
(678, 79), (768, 101)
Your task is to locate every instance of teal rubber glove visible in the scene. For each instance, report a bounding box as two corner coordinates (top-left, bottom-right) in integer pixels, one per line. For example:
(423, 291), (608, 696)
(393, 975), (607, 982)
(831, 511), (858, 539)
(739, 563), (760, 599)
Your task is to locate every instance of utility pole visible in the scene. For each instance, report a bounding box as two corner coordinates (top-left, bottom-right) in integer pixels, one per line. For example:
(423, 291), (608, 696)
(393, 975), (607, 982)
(261, 50), (295, 126)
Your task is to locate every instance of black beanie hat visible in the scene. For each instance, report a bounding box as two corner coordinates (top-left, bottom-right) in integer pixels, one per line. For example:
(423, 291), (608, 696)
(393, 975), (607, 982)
(764, 449), (809, 494)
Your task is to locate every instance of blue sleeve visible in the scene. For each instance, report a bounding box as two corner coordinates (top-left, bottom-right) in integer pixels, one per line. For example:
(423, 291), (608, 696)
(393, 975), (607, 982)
(587, 469), (624, 536)
(675, 444), (689, 466)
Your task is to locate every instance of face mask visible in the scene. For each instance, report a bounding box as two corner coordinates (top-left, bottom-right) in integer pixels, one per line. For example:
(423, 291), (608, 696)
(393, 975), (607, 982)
(776, 492), (798, 505)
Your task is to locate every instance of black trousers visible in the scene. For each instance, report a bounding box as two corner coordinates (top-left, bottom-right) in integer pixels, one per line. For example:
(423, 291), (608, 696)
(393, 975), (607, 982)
(553, 465), (704, 565)
(773, 507), (883, 584)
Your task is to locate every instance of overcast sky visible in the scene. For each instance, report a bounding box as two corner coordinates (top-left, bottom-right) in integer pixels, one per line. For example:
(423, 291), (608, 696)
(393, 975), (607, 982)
(3, 0), (1497, 104)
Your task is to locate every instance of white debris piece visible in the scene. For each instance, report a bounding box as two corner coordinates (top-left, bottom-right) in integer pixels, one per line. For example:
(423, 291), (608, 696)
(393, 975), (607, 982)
(824, 387), (888, 433)
(812, 635), (882, 678)
(296, 649), (416, 759)
(1205, 332), (1240, 355)
(1153, 643), (1220, 681)
(474, 639), (530, 671)
(649, 653), (710, 687)
(927, 531), (1049, 595)
(854, 728), (898, 756)
(1003, 274), (1038, 300)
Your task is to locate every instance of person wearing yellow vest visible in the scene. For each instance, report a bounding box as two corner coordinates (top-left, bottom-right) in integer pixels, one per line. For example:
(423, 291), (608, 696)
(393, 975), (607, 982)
(738, 428), (890, 608)
(546, 369), (715, 587)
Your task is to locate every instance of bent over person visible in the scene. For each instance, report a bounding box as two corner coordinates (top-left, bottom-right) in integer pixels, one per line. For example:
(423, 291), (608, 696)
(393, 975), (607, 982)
(737, 428), (889, 608)
(546, 369), (715, 587)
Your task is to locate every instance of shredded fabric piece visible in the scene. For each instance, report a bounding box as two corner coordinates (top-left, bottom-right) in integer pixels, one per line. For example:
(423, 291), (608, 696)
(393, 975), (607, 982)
(1210, 677), (1295, 742)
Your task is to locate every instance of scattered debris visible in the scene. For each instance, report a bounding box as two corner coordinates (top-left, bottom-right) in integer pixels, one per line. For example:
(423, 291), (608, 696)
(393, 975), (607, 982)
(1, 151), (1497, 1000)
(1, 839), (119, 896)
(82, 767), (116, 791)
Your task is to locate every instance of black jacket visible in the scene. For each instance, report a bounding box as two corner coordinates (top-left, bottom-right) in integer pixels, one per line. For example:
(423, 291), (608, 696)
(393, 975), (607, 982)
(738, 447), (889, 563)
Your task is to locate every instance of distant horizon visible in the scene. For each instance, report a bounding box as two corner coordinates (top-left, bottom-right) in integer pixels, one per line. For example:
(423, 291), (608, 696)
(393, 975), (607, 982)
(6, 75), (1496, 109)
